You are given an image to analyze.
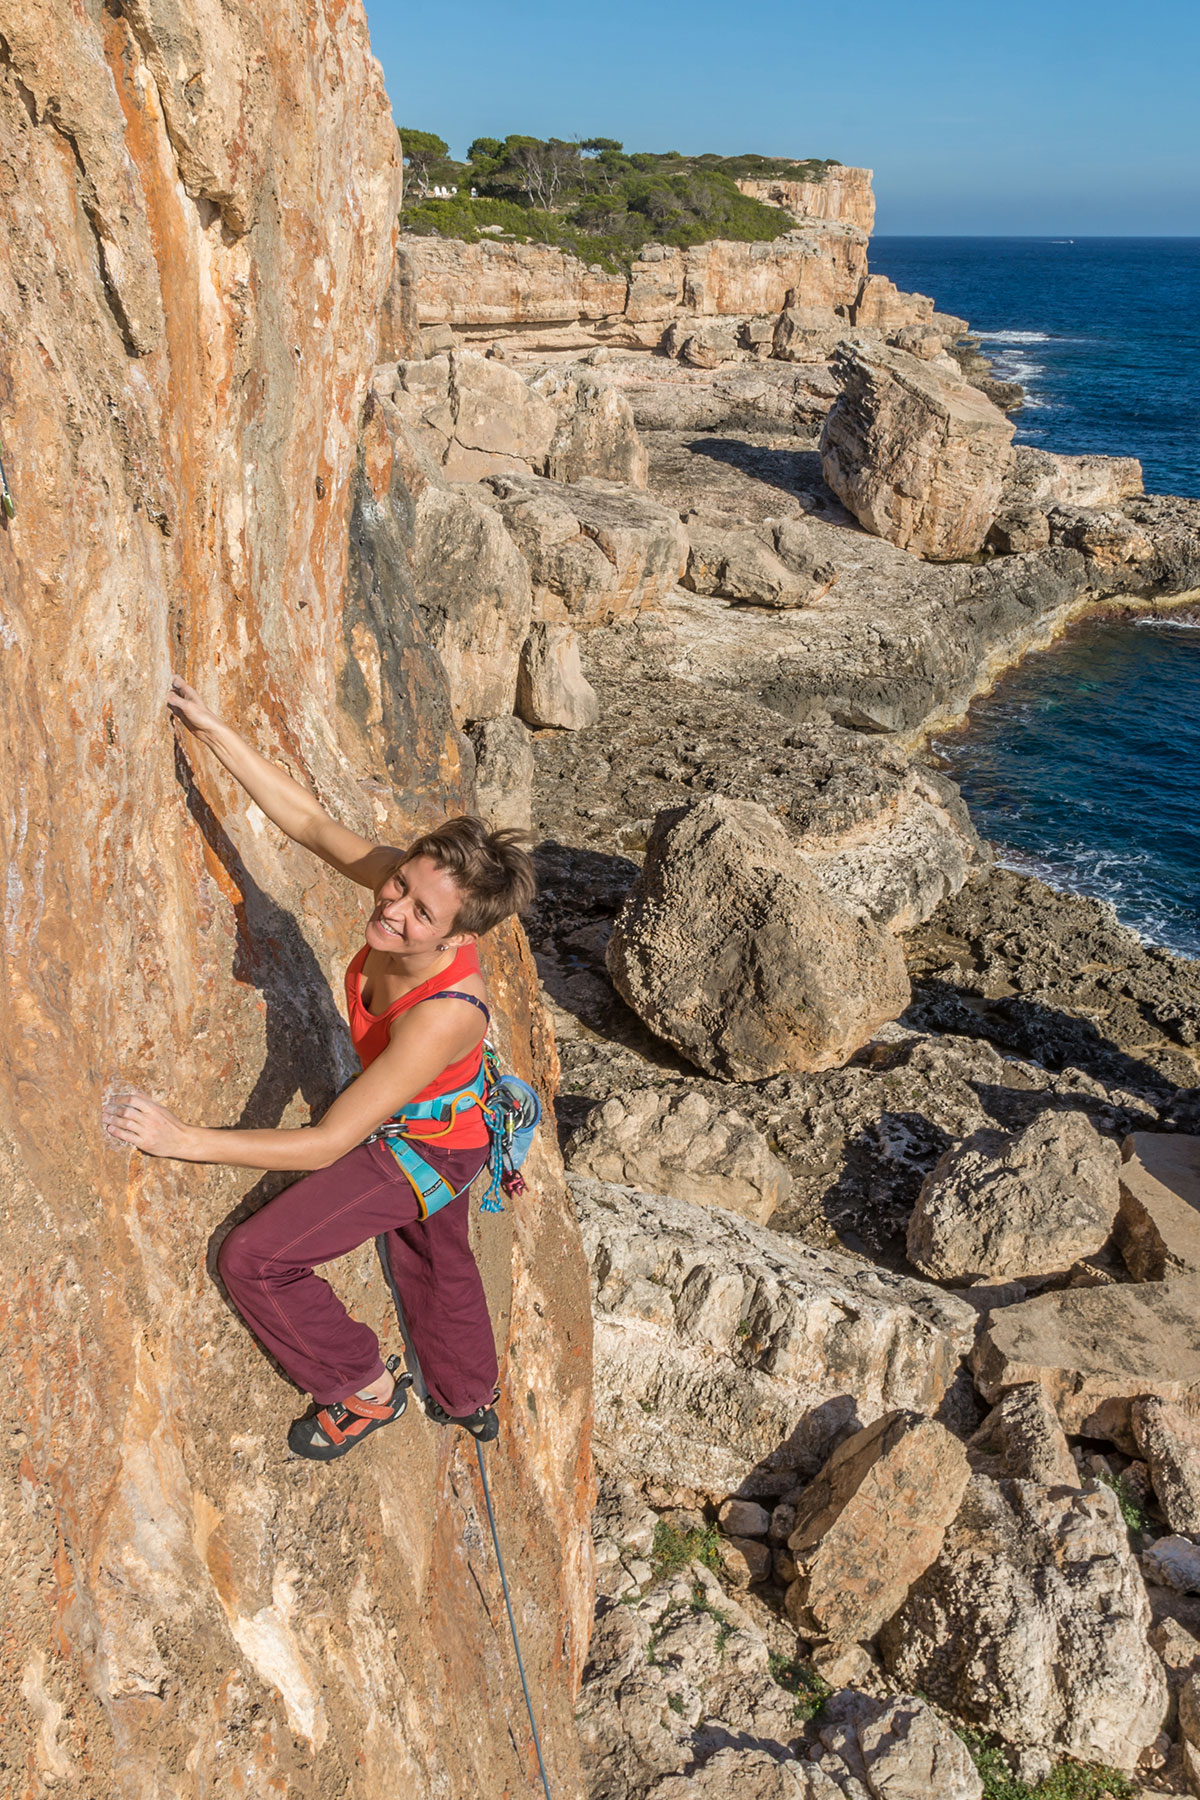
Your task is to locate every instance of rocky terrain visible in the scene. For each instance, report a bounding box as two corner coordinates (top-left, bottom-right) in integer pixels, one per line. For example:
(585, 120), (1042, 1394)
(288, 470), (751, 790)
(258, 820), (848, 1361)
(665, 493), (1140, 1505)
(387, 168), (1200, 1798)
(8, 12), (1200, 1796)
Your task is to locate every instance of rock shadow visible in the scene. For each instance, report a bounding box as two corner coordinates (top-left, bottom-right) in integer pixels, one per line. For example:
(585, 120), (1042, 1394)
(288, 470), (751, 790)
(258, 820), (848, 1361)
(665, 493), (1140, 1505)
(684, 437), (844, 515)
(815, 1111), (958, 1267)
(906, 976), (1185, 1105)
(174, 742), (358, 1379)
(529, 839), (693, 1076)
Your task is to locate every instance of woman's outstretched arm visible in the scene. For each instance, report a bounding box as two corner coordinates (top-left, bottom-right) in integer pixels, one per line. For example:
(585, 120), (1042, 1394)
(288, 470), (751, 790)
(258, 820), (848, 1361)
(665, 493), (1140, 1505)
(102, 1000), (484, 1172)
(168, 676), (398, 889)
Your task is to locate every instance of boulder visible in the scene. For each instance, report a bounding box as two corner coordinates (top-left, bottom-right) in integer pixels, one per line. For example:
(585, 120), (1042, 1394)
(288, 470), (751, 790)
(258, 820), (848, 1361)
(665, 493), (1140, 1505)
(525, 363), (649, 488)
(1004, 444), (1144, 511)
(892, 323), (946, 361)
(815, 1691), (983, 1800)
(483, 473), (688, 626)
(820, 340), (1015, 560)
(466, 716), (534, 831)
(1116, 1132), (1200, 1280)
(772, 305), (844, 364)
(785, 1410), (971, 1643)
(972, 1277), (1200, 1450)
(1049, 504), (1156, 567)
(681, 518), (837, 610)
(1144, 1537), (1200, 1596)
(394, 422), (534, 722)
(388, 351), (559, 481)
(607, 796), (912, 1081)
(515, 623), (600, 730)
(1133, 1397), (1200, 1535)
(571, 1176), (975, 1497)
(987, 505), (1052, 555)
(719, 1499), (771, 1538)
(564, 1088), (792, 1224)
(905, 1111), (1121, 1282)
(968, 1384), (1079, 1488)
(881, 1476), (1168, 1771)
(662, 318), (740, 368)
(852, 274), (934, 332)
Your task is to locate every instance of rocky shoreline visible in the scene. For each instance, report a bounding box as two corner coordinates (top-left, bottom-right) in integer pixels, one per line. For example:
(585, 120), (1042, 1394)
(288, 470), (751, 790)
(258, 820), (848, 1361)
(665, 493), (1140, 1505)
(390, 193), (1200, 1794)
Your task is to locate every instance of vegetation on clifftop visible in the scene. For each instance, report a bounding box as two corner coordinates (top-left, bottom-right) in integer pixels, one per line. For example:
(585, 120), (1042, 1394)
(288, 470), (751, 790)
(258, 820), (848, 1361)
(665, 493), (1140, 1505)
(398, 131), (841, 270)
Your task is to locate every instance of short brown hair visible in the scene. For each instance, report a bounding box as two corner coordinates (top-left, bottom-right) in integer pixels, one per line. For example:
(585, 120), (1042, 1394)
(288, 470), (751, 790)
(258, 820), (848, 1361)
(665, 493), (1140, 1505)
(400, 815), (537, 936)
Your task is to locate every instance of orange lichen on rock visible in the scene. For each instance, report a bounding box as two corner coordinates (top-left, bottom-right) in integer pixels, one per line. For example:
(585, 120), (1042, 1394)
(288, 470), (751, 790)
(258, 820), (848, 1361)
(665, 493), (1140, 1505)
(0, 3), (592, 1794)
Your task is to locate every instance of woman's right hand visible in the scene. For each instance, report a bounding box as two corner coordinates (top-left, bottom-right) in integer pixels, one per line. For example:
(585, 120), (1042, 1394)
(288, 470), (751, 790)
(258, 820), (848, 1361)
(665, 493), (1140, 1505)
(167, 675), (222, 739)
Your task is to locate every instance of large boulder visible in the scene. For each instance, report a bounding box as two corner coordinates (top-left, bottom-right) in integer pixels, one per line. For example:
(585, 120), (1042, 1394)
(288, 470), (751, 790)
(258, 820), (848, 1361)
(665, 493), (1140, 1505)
(972, 1277), (1200, 1450)
(784, 1411), (971, 1644)
(607, 796), (911, 1080)
(681, 516), (838, 610)
(564, 1087), (792, 1224)
(1133, 1396), (1200, 1536)
(881, 1476), (1168, 1772)
(515, 622), (600, 729)
(466, 716), (534, 831)
(525, 362), (649, 488)
(852, 274), (935, 333)
(386, 350), (558, 481)
(1116, 1132), (1200, 1280)
(906, 1111), (1121, 1281)
(1003, 444), (1144, 511)
(483, 472), (688, 626)
(571, 1175), (974, 1498)
(815, 1691), (983, 1800)
(820, 340), (1015, 560)
(968, 1384), (1079, 1488)
(387, 414), (533, 722)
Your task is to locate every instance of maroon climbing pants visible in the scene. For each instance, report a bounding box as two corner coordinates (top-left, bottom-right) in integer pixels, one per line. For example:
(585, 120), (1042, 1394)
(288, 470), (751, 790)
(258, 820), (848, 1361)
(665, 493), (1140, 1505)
(218, 1139), (497, 1412)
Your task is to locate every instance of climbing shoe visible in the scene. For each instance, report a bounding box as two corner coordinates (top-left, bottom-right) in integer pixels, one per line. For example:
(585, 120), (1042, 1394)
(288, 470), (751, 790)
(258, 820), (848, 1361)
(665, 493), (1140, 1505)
(424, 1387), (500, 1443)
(288, 1356), (412, 1462)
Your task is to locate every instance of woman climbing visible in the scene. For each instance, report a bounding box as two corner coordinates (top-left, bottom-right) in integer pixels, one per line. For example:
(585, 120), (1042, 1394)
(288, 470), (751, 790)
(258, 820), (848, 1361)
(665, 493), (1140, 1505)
(102, 677), (536, 1461)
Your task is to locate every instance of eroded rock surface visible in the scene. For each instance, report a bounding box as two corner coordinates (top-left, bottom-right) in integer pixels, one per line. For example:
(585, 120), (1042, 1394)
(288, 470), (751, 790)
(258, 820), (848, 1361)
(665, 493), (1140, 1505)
(571, 1175), (974, 1496)
(0, 10), (591, 1794)
(820, 340), (1015, 559)
(881, 1476), (1167, 1770)
(565, 1088), (792, 1223)
(607, 796), (912, 1079)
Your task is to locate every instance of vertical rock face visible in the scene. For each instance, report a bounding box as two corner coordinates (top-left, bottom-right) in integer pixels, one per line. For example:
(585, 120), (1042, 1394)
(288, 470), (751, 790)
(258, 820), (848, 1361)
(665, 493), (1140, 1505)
(0, 6), (591, 1795)
(734, 166), (877, 235)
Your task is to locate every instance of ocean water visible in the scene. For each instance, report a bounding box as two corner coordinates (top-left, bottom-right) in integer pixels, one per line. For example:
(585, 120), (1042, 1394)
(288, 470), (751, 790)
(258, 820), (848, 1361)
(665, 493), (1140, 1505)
(866, 238), (1200, 957)
(870, 237), (1200, 496)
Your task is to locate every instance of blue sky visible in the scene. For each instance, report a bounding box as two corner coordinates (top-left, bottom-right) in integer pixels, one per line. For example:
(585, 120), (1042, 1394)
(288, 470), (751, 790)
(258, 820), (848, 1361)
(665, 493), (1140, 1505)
(363, 0), (1199, 234)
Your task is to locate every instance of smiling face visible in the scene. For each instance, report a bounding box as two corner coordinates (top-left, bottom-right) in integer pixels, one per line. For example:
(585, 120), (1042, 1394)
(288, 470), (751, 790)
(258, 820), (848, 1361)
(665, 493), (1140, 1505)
(364, 856), (472, 960)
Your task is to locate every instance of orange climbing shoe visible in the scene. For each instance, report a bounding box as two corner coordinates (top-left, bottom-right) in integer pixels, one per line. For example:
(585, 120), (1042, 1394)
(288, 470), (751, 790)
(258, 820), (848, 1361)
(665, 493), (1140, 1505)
(288, 1357), (412, 1461)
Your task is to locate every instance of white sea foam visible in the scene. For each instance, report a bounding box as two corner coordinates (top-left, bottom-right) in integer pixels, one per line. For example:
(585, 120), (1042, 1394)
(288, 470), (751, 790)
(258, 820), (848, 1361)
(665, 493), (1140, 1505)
(976, 330), (1056, 344)
(1135, 615), (1200, 631)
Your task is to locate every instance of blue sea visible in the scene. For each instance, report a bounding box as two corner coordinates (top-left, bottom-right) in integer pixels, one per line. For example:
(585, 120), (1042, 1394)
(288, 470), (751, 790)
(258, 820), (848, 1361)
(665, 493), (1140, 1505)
(868, 238), (1200, 958)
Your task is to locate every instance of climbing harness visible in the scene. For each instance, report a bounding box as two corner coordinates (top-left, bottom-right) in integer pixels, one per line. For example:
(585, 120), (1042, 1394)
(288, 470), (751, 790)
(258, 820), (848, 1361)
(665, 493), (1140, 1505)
(375, 1242), (554, 1800)
(0, 423), (15, 519)
(365, 1039), (542, 1218)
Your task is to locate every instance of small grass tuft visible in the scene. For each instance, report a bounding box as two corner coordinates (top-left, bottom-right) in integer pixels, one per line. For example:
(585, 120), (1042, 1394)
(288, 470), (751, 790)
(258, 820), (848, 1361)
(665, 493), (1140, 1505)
(767, 1651), (831, 1723)
(667, 1693), (684, 1715)
(688, 1584), (733, 1653)
(1094, 1470), (1149, 1540)
(954, 1727), (1135, 1800)
(650, 1520), (723, 1577)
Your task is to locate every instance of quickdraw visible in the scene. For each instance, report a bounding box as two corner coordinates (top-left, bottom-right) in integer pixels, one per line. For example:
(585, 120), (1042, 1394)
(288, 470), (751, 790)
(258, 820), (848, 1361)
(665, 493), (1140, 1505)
(0, 423), (14, 520)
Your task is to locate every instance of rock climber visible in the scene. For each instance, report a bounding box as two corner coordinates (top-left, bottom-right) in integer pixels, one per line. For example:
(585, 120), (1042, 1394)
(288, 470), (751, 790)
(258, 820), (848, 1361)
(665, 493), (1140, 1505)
(102, 676), (536, 1461)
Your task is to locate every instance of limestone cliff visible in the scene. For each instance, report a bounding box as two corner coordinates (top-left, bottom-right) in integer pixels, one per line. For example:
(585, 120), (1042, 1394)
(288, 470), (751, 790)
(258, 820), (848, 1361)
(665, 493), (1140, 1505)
(0, 5), (591, 1795)
(735, 165), (877, 235)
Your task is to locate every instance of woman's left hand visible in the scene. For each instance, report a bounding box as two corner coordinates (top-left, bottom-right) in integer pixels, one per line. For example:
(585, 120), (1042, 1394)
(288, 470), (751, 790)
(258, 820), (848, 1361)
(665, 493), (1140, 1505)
(103, 1091), (198, 1160)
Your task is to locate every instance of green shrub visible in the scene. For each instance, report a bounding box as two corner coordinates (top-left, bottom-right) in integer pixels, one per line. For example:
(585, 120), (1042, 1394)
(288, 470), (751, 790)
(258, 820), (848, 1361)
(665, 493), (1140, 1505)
(649, 1519), (723, 1577)
(399, 137), (838, 271)
(766, 1651), (831, 1722)
(954, 1727), (1135, 1800)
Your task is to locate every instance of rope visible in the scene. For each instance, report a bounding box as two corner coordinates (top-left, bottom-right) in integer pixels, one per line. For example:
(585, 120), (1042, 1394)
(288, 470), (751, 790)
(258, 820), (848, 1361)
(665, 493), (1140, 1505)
(475, 1437), (553, 1800)
(375, 1234), (553, 1797)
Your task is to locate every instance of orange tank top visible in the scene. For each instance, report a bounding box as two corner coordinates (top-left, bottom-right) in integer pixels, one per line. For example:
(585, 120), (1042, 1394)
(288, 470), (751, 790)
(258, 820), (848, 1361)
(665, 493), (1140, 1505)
(345, 942), (489, 1149)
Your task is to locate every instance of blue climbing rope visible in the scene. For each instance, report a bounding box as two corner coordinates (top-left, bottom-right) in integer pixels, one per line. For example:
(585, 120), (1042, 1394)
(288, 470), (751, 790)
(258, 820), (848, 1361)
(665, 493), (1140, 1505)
(475, 1438), (553, 1800)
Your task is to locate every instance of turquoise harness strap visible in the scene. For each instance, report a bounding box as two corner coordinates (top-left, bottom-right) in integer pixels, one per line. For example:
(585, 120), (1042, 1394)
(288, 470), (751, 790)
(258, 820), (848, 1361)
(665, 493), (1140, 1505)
(369, 1062), (494, 1219)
